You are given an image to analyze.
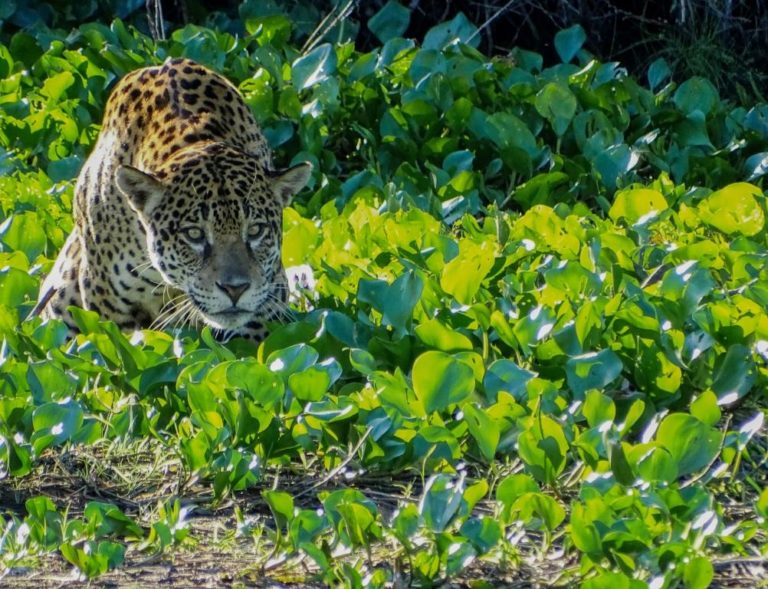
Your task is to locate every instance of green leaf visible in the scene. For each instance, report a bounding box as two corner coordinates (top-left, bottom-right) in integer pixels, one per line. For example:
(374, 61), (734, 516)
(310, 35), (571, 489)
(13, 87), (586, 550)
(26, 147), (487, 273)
(513, 304), (557, 352)
(84, 502), (143, 539)
(683, 556), (714, 589)
(31, 400), (84, 454)
(565, 349), (623, 398)
(690, 390), (721, 426)
(606, 439), (635, 486)
(288, 366), (331, 401)
(289, 508), (328, 547)
(349, 348), (377, 375)
(463, 403), (499, 461)
(459, 517), (501, 554)
(517, 415), (569, 483)
(481, 112), (540, 159)
(744, 152), (768, 181)
(554, 25), (586, 63)
(61, 540), (126, 578)
(513, 171), (570, 208)
(697, 182), (765, 236)
(227, 360), (284, 405)
(496, 473), (539, 520)
(591, 143), (638, 190)
(440, 239), (495, 304)
(263, 490), (294, 530)
(511, 492), (566, 532)
(266, 343), (319, 376)
(0, 212), (48, 260)
(28, 360), (77, 403)
(583, 571), (632, 589)
(292, 44), (337, 91)
(1, 436), (31, 477)
(412, 351), (474, 413)
(534, 83), (577, 136)
(608, 188), (668, 224)
(358, 271), (423, 334)
(245, 14), (292, 43)
(673, 77), (719, 115)
(635, 345), (683, 398)
(335, 500), (381, 547)
(48, 156), (82, 182)
(756, 488), (768, 519)
(569, 503), (602, 556)
(423, 12), (479, 50)
(0, 266), (37, 308)
(711, 344), (757, 405)
(40, 71), (75, 103)
(418, 474), (465, 532)
(368, 1), (410, 43)
(582, 390), (616, 428)
(647, 57), (671, 90)
(392, 504), (419, 545)
(656, 413), (723, 477)
(735, 412), (764, 451)
(415, 318), (472, 352)
(677, 110), (714, 148)
(483, 359), (536, 403)
(631, 445), (678, 483)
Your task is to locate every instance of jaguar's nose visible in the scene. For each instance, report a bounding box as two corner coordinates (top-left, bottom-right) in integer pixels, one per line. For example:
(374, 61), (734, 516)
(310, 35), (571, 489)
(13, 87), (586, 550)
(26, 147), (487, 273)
(216, 280), (250, 304)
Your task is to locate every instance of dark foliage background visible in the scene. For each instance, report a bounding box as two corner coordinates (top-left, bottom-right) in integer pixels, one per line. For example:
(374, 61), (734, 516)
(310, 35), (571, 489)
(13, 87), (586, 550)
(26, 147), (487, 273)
(1, 0), (767, 100)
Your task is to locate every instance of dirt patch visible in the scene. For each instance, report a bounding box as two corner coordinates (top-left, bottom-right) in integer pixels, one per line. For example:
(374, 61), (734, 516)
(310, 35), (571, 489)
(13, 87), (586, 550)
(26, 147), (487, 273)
(2, 427), (767, 588)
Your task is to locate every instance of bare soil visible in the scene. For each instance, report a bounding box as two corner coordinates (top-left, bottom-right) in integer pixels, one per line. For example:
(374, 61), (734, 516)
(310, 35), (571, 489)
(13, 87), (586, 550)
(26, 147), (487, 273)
(1, 424), (766, 589)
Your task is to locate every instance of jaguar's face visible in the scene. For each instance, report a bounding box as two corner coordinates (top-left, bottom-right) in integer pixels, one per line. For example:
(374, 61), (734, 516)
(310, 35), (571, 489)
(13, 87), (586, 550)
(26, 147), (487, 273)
(115, 143), (311, 329)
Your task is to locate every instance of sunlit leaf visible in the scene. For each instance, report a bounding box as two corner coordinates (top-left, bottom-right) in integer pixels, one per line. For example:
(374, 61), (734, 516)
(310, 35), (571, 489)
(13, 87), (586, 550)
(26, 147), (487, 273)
(412, 350), (474, 413)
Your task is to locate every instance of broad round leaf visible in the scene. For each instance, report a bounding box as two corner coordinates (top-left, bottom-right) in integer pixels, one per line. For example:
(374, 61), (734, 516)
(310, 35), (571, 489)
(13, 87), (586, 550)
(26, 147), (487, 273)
(415, 318), (472, 352)
(655, 413), (723, 477)
(459, 517), (501, 554)
(683, 557), (714, 589)
(690, 390), (721, 426)
(711, 344), (757, 404)
(440, 240), (495, 304)
(0, 212), (47, 260)
(517, 415), (569, 483)
(358, 271), (423, 333)
(227, 360), (284, 405)
(582, 390), (616, 428)
(31, 400), (84, 454)
(483, 359), (536, 403)
(288, 367), (331, 402)
(534, 83), (577, 136)
(463, 403), (499, 461)
(565, 349), (623, 398)
(292, 44), (337, 91)
(267, 343), (319, 376)
(423, 12), (479, 50)
(368, 0), (410, 43)
(418, 473), (465, 532)
(608, 188), (668, 224)
(412, 351), (474, 413)
(673, 77), (719, 115)
(647, 57), (671, 90)
(554, 25), (586, 63)
(629, 445), (678, 483)
(697, 182), (765, 236)
(496, 474), (539, 519)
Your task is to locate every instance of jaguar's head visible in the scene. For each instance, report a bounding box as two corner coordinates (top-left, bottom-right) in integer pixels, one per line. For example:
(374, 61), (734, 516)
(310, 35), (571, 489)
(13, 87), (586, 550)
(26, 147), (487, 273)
(115, 142), (311, 330)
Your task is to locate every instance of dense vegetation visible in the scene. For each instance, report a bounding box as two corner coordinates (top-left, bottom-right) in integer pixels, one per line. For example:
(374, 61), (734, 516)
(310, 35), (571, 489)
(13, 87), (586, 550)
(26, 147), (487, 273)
(0, 4), (766, 587)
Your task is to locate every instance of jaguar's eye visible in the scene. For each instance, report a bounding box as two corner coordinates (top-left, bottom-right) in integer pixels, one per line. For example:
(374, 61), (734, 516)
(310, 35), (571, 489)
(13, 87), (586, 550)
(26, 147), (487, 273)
(246, 224), (265, 241)
(182, 226), (206, 244)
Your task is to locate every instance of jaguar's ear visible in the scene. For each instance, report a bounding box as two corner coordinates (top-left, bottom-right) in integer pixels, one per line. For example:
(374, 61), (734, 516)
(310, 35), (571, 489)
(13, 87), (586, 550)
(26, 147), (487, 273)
(115, 165), (164, 216)
(270, 162), (312, 206)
